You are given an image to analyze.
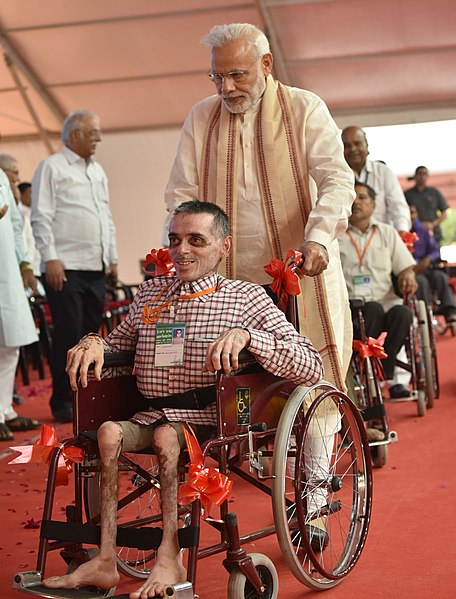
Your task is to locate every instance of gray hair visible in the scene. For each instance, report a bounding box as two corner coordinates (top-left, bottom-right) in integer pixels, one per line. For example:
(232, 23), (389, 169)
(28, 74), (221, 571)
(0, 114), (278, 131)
(201, 23), (270, 57)
(173, 200), (230, 238)
(0, 153), (18, 171)
(61, 109), (97, 144)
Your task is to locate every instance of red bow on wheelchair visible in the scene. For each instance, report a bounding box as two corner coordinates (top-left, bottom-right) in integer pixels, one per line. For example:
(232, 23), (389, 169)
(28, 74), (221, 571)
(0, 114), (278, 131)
(264, 249), (303, 312)
(399, 231), (419, 253)
(178, 426), (233, 517)
(353, 337), (388, 381)
(8, 424), (84, 487)
(142, 248), (175, 276)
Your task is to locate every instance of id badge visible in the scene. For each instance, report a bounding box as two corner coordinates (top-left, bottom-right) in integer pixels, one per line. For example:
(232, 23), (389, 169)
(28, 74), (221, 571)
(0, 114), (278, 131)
(353, 274), (372, 298)
(154, 322), (186, 367)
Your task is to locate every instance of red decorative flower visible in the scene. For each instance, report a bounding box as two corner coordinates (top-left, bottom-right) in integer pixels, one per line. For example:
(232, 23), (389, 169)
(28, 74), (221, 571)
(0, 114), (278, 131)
(142, 248), (175, 276)
(8, 424), (84, 487)
(400, 231), (419, 253)
(264, 249), (302, 312)
(353, 336), (388, 380)
(178, 427), (232, 517)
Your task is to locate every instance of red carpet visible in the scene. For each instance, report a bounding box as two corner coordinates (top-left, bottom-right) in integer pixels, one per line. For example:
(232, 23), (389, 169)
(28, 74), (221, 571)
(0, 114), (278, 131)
(1, 332), (456, 598)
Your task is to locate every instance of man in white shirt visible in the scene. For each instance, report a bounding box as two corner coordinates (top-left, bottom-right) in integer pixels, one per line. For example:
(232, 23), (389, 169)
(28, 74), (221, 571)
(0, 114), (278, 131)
(165, 23), (355, 392)
(31, 110), (118, 422)
(341, 126), (411, 233)
(338, 182), (417, 397)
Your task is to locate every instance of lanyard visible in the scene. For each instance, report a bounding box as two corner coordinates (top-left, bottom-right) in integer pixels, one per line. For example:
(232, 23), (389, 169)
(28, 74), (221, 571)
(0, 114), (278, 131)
(141, 284), (218, 324)
(346, 227), (377, 267)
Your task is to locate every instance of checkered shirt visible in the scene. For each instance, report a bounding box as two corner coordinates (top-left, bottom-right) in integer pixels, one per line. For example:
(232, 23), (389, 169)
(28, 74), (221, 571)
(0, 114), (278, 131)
(104, 273), (323, 425)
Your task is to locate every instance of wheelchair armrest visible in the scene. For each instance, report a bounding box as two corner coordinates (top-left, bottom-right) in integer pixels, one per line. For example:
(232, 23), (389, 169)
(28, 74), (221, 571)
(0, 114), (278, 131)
(87, 350), (135, 370)
(349, 298), (365, 310)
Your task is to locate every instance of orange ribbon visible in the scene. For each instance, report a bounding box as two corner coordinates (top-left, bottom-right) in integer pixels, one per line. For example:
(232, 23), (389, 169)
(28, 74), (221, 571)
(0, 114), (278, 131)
(178, 427), (232, 516)
(400, 231), (419, 253)
(142, 248), (175, 276)
(353, 337), (388, 380)
(264, 249), (302, 312)
(8, 424), (84, 487)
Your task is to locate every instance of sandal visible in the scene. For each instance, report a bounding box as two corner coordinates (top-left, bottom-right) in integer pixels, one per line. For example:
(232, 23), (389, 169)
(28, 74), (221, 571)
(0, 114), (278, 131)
(5, 416), (42, 432)
(0, 422), (14, 442)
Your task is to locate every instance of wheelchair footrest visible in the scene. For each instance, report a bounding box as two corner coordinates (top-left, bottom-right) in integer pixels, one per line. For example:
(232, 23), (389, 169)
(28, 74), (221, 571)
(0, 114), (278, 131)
(13, 571), (112, 598)
(13, 572), (194, 598)
(111, 582), (194, 598)
(41, 520), (199, 550)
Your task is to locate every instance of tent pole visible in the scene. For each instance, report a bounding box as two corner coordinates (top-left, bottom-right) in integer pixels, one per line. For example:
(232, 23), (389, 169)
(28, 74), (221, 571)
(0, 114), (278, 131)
(4, 53), (55, 154)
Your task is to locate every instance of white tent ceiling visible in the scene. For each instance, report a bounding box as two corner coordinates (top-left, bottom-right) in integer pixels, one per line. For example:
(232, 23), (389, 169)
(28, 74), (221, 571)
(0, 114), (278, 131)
(1, 0), (455, 146)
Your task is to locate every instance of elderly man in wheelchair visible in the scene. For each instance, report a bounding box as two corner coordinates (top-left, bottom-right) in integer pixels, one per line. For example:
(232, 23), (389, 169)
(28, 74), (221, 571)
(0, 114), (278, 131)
(42, 200), (323, 598)
(339, 182), (418, 404)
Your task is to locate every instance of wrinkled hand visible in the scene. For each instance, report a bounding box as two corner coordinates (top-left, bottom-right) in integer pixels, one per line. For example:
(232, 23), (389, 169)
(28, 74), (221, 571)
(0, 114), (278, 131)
(21, 269), (38, 295)
(0, 204), (8, 219)
(45, 259), (67, 291)
(66, 335), (104, 391)
(398, 268), (418, 296)
(298, 241), (329, 277)
(203, 328), (250, 374)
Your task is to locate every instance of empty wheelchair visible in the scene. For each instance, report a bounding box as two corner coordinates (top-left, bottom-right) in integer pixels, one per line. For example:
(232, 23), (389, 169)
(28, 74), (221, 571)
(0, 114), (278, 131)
(13, 347), (373, 598)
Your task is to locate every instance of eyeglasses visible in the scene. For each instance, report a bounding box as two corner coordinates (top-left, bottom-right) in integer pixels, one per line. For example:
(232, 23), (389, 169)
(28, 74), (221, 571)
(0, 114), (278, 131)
(208, 56), (261, 85)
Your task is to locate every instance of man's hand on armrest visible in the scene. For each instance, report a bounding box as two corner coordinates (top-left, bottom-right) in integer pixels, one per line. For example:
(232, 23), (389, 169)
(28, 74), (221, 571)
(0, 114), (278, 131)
(203, 327), (251, 374)
(398, 267), (418, 296)
(66, 334), (105, 391)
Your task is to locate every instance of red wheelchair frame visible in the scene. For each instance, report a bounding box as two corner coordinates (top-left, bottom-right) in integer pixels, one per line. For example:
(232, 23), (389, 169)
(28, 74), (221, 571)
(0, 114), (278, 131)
(13, 349), (373, 598)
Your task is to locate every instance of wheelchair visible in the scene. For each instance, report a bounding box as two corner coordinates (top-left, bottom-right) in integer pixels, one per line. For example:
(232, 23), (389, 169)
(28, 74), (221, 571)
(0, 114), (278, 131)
(13, 349), (373, 598)
(348, 299), (398, 469)
(395, 295), (437, 417)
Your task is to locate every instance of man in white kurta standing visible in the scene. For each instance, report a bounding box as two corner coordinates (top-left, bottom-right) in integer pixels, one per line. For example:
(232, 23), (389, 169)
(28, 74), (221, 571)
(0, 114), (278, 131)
(31, 109), (118, 423)
(0, 167), (41, 441)
(165, 23), (355, 389)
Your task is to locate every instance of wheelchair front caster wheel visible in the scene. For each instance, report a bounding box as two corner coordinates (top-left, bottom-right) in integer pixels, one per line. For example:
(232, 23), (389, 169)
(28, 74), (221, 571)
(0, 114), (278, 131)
(370, 443), (388, 468)
(227, 552), (278, 598)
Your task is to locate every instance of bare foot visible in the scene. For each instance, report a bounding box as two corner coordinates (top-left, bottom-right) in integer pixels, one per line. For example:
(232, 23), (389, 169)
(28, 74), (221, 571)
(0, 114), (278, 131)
(43, 554), (119, 590)
(130, 557), (186, 599)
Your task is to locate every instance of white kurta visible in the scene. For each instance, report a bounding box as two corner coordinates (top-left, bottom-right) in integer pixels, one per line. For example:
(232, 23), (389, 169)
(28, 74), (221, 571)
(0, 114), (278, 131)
(165, 86), (355, 376)
(0, 170), (38, 348)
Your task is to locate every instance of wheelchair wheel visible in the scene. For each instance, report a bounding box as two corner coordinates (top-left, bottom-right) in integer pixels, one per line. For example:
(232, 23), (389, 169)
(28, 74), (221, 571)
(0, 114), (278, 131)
(227, 553), (278, 599)
(426, 306), (440, 399)
(272, 383), (372, 590)
(417, 300), (435, 408)
(85, 453), (179, 579)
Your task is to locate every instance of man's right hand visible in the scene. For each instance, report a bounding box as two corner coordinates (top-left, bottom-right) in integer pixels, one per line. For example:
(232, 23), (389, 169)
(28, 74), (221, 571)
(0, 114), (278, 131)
(66, 335), (104, 391)
(0, 204), (8, 219)
(45, 259), (67, 291)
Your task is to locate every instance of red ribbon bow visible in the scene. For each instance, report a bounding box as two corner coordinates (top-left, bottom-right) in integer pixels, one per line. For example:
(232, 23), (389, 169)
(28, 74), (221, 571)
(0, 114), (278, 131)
(264, 249), (302, 312)
(178, 427), (232, 517)
(142, 248), (175, 276)
(353, 336), (388, 380)
(400, 231), (419, 253)
(8, 424), (84, 487)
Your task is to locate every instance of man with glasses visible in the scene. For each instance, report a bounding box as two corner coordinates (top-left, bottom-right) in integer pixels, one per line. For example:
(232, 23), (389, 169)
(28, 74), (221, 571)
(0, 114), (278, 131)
(165, 23), (355, 393)
(31, 109), (118, 423)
